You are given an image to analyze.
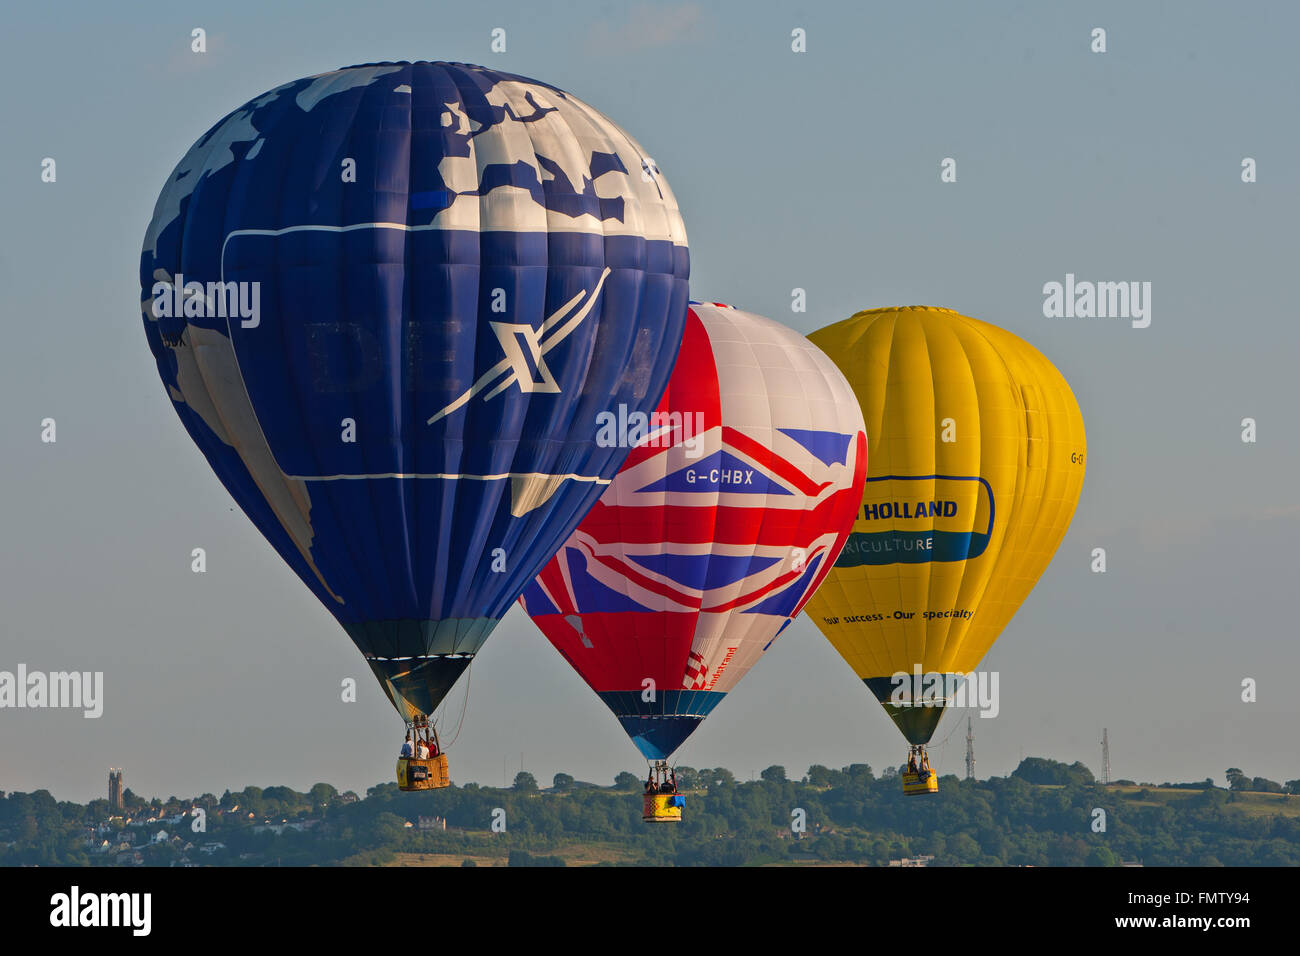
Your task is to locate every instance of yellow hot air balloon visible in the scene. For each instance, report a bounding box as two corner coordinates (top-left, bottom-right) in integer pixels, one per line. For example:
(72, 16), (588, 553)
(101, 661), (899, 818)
(805, 306), (1086, 794)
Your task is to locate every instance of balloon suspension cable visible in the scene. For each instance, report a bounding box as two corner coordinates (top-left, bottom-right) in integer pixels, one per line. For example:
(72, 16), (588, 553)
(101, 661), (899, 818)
(907, 744), (933, 772)
(403, 714), (442, 755)
(442, 661), (473, 750)
(934, 713), (964, 749)
(923, 714), (968, 773)
(645, 759), (677, 792)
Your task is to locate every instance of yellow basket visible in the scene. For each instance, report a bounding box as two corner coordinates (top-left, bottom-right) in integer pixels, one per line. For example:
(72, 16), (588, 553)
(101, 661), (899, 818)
(642, 792), (683, 822)
(397, 754), (450, 791)
(902, 770), (939, 796)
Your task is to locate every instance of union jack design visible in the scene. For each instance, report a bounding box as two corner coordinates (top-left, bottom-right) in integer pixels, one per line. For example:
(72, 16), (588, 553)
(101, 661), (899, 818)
(521, 304), (867, 759)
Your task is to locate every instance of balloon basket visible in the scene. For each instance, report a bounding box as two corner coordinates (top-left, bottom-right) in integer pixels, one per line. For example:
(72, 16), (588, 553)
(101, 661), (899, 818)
(398, 754), (450, 791)
(902, 770), (939, 796)
(903, 744), (938, 795)
(642, 792), (684, 823)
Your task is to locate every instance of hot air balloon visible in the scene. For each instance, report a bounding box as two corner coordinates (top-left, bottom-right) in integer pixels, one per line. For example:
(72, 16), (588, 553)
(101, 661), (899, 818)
(139, 62), (689, 788)
(804, 306), (1086, 794)
(521, 303), (866, 820)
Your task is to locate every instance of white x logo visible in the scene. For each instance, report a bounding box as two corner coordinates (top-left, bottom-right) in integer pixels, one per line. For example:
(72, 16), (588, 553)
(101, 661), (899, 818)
(427, 267), (611, 425)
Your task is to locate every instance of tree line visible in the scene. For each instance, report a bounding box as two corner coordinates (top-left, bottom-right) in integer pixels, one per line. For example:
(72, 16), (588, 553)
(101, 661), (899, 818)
(2, 758), (1297, 867)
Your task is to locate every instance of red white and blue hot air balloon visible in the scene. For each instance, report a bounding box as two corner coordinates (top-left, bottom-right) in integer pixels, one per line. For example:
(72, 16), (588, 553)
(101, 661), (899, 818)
(521, 303), (866, 763)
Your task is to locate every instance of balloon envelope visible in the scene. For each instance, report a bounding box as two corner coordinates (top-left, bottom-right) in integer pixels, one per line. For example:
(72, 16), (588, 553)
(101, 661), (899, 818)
(522, 304), (867, 759)
(140, 62), (689, 721)
(804, 306), (1086, 745)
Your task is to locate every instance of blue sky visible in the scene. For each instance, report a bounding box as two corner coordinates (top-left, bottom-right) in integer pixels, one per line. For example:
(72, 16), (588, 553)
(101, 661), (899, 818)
(2, 1), (1298, 801)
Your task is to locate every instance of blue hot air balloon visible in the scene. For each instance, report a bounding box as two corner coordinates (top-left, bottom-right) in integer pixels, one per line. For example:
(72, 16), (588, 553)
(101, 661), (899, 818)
(139, 62), (690, 735)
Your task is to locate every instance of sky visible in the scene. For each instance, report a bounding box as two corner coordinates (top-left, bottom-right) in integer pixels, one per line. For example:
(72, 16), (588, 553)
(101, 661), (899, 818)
(2, 0), (1298, 803)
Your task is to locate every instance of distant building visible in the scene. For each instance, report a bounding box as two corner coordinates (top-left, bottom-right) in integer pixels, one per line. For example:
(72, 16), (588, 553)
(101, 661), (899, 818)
(108, 769), (123, 810)
(417, 816), (447, 831)
(251, 820), (317, 835)
(887, 855), (936, 868)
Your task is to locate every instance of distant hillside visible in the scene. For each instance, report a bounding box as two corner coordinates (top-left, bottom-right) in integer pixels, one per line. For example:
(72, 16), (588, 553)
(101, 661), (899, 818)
(2, 759), (1298, 867)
